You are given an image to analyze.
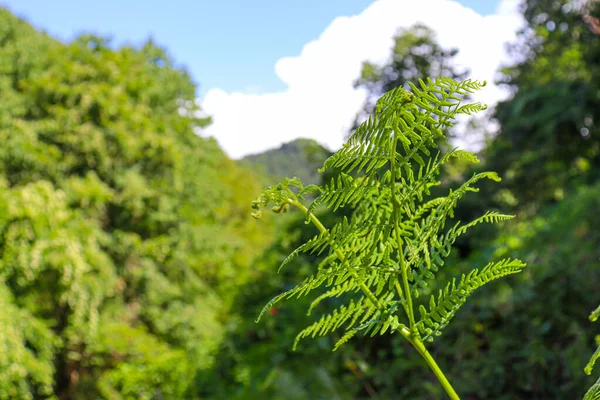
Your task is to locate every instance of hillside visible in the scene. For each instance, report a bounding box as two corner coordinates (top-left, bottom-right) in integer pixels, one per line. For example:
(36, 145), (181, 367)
(241, 138), (332, 185)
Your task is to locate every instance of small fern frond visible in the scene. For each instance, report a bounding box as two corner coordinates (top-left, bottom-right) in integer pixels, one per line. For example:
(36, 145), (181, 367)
(453, 211), (514, 236)
(416, 258), (526, 342)
(297, 184), (323, 199)
(256, 265), (344, 322)
(408, 211), (513, 295)
(455, 102), (488, 115)
(251, 177), (304, 219)
(333, 329), (359, 351)
(321, 77), (474, 177)
(308, 279), (361, 315)
(319, 113), (392, 175)
(330, 295), (404, 351)
(308, 173), (380, 215)
(361, 308), (402, 338)
(591, 305), (600, 323)
(278, 225), (340, 273)
(584, 376), (600, 400)
(586, 343), (600, 376)
(448, 148), (480, 164)
(293, 297), (371, 350)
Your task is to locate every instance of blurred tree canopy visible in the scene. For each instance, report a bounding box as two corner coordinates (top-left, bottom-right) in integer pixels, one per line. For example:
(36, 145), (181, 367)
(0, 8), (270, 399)
(484, 0), (600, 211)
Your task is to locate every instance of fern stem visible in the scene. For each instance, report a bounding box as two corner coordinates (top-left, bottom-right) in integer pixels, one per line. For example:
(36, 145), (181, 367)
(389, 135), (417, 332)
(289, 199), (384, 311)
(388, 132), (458, 398)
(394, 280), (412, 318)
(399, 327), (460, 400)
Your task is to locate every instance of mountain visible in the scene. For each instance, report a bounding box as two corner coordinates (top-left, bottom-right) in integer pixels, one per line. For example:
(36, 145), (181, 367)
(241, 138), (333, 186)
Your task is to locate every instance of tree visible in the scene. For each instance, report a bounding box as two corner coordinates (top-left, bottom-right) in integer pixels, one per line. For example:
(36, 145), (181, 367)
(483, 0), (600, 211)
(0, 8), (269, 399)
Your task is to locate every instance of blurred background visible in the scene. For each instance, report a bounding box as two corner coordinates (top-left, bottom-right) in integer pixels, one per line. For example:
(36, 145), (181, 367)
(0, 0), (598, 398)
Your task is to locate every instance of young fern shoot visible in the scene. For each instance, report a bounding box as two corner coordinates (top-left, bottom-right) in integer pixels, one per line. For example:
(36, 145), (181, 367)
(251, 77), (526, 399)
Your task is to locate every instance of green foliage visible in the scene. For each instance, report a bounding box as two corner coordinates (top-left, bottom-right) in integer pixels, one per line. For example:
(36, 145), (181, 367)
(3, 0), (599, 397)
(0, 178), (114, 399)
(484, 0), (600, 210)
(240, 180), (599, 400)
(416, 258), (525, 342)
(90, 319), (194, 400)
(252, 77), (525, 398)
(441, 181), (600, 399)
(0, 8), (270, 398)
(0, 282), (57, 399)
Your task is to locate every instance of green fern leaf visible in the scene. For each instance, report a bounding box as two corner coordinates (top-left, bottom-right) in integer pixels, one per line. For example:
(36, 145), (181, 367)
(307, 280), (361, 315)
(591, 305), (600, 322)
(416, 258), (526, 342)
(584, 376), (600, 400)
(293, 297), (370, 350)
(252, 76), (524, 396)
(586, 344), (600, 376)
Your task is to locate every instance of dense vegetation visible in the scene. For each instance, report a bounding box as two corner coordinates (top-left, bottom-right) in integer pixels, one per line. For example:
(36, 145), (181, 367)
(0, 0), (599, 398)
(0, 8), (268, 399)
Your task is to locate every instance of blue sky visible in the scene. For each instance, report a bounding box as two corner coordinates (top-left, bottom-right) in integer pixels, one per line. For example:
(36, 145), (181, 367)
(2, 0), (501, 96)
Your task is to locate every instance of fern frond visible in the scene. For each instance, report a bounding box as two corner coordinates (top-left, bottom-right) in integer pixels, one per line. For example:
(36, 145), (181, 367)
(408, 240), (451, 298)
(329, 293), (404, 351)
(405, 171), (503, 259)
(277, 217), (362, 273)
(307, 279), (361, 315)
(584, 376), (600, 400)
(416, 258), (526, 342)
(251, 177), (304, 219)
(277, 230), (331, 272)
(256, 264), (345, 322)
(252, 77), (524, 376)
(586, 344), (600, 376)
(297, 184), (323, 199)
(456, 102), (488, 115)
(307, 173), (380, 215)
(394, 147), (480, 217)
(408, 211), (514, 296)
(319, 113), (392, 174)
(361, 304), (403, 338)
(293, 297), (371, 350)
(332, 313), (404, 352)
(447, 148), (480, 164)
(453, 211), (514, 236)
(591, 305), (600, 322)
(321, 78), (475, 177)
(333, 329), (359, 351)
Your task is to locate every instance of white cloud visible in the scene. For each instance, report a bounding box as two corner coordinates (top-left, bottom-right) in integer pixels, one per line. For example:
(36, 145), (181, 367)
(201, 0), (525, 159)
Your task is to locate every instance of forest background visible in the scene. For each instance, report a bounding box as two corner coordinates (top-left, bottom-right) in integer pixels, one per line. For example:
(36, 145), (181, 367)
(0, 0), (599, 399)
